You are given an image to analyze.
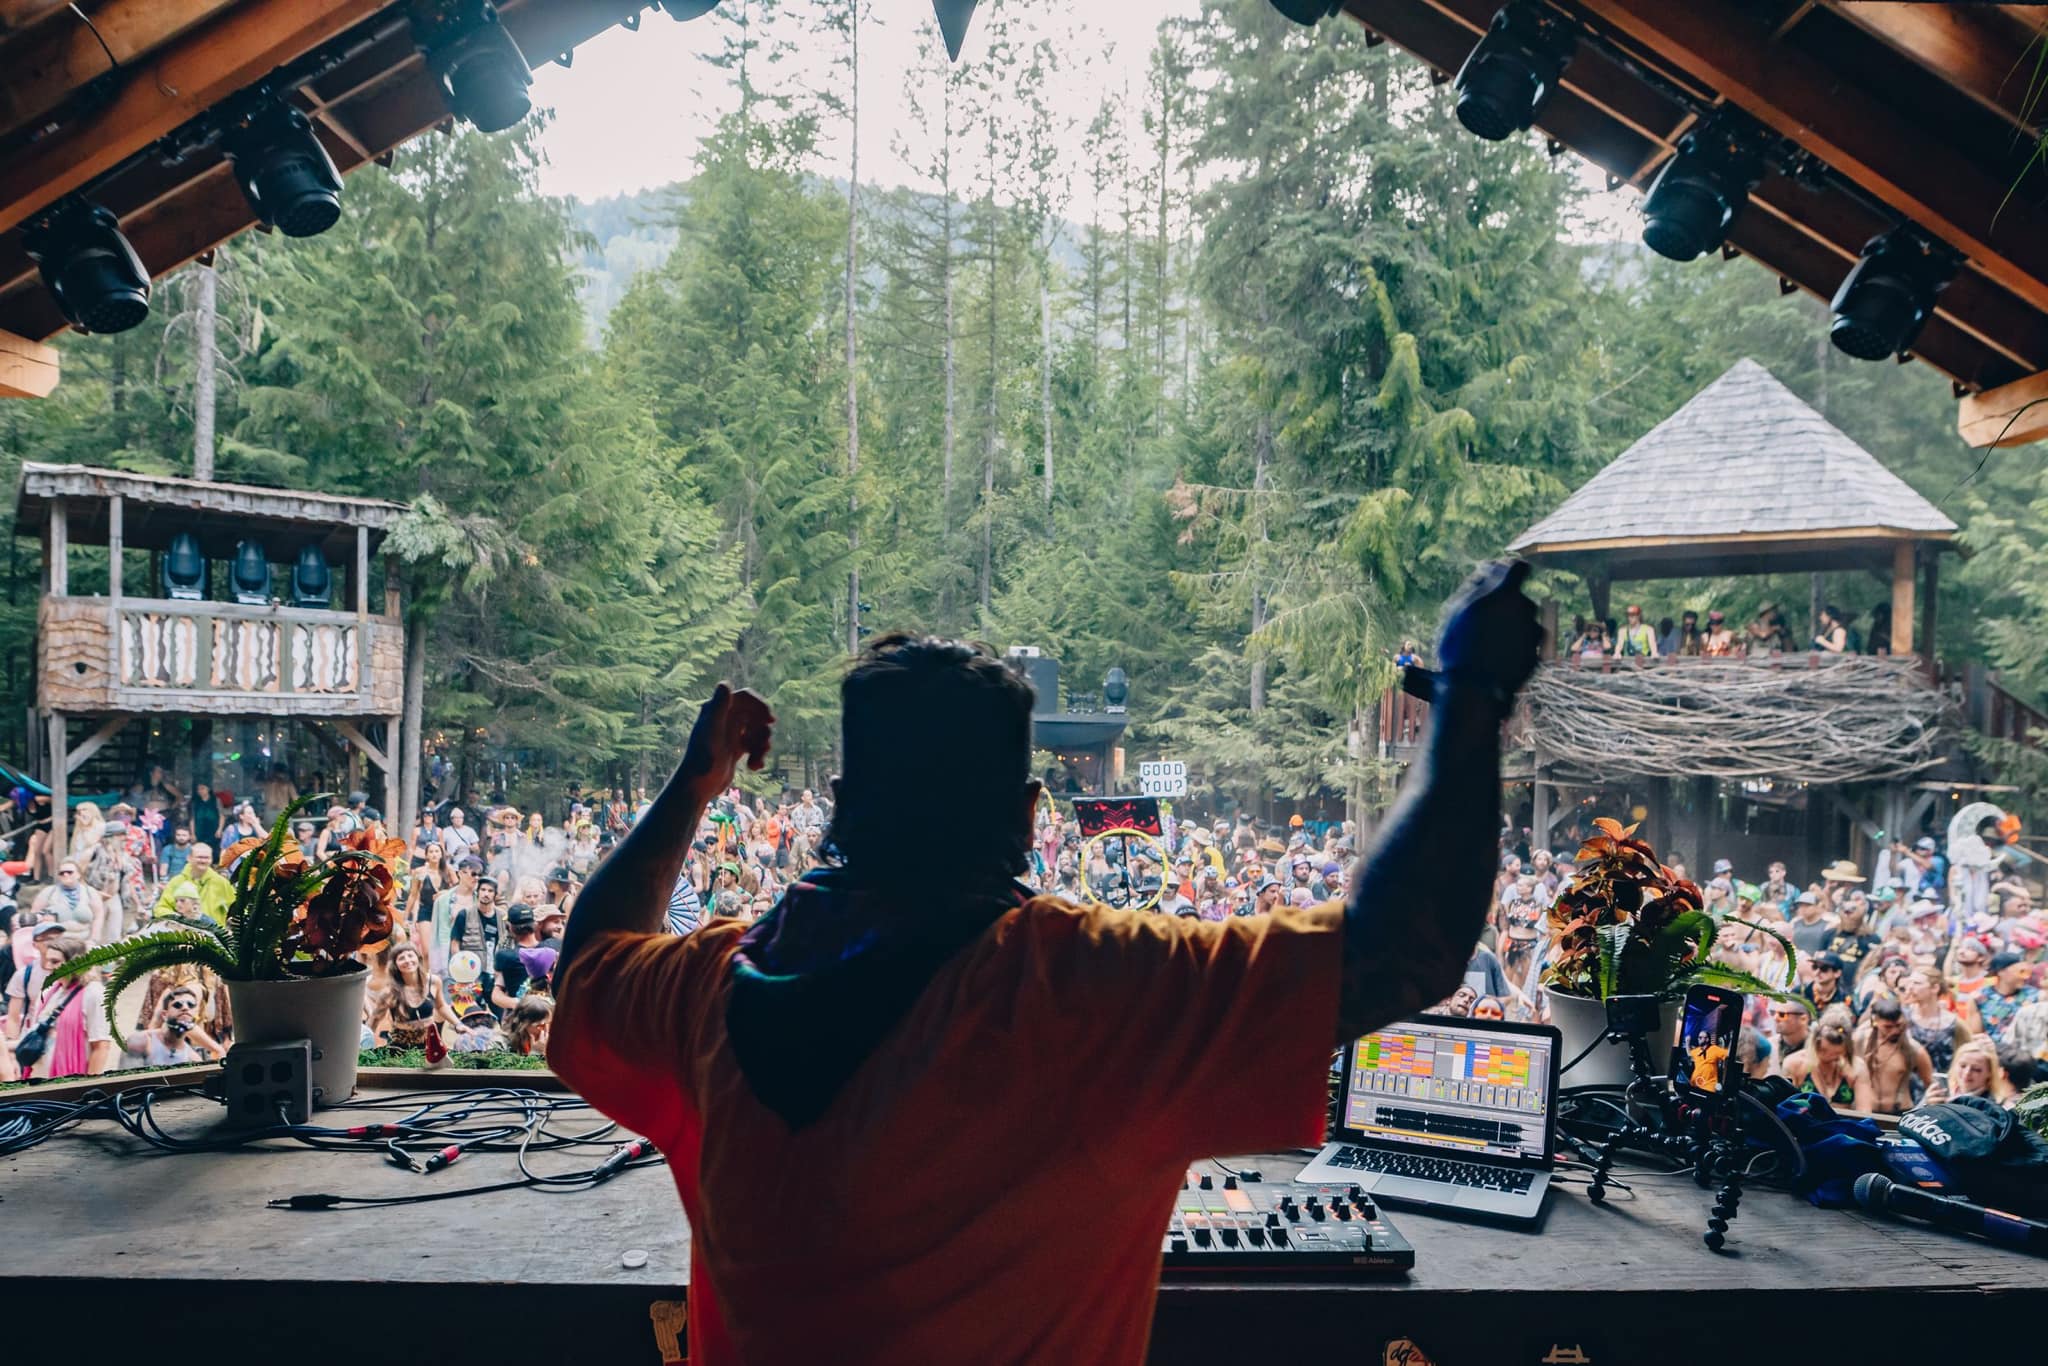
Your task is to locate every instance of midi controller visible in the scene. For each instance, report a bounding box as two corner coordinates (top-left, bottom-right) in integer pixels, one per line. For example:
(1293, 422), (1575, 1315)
(1161, 1168), (1416, 1278)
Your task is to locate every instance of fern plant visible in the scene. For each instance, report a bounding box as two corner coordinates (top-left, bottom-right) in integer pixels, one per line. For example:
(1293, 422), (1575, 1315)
(1546, 817), (1799, 1003)
(49, 794), (404, 1033)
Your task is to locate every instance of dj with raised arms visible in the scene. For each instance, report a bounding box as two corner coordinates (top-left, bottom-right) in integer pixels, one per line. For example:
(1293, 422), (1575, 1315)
(550, 561), (1543, 1366)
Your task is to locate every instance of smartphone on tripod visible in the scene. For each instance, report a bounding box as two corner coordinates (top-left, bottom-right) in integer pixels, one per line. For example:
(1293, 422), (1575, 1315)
(1670, 983), (1744, 1105)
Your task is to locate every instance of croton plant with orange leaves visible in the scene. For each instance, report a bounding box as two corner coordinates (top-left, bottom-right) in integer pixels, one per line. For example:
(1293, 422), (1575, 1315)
(1542, 817), (1796, 1002)
(53, 795), (405, 1032)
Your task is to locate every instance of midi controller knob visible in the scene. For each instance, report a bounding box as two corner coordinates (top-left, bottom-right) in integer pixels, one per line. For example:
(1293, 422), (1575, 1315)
(1198, 1174), (1213, 1190)
(1193, 1226), (1212, 1247)
(1220, 1227), (1240, 1247)
(1169, 1234), (1188, 1254)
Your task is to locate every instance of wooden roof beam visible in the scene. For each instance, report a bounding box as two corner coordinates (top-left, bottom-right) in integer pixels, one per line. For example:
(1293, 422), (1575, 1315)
(1573, 0), (2048, 318)
(0, 328), (58, 398)
(1827, 3), (2044, 136)
(1958, 369), (2048, 449)
(0, 0), (638, 341)
(0, 0), (389, 238)
(0, 0), (243, 146)
(0, 0), (74, 33)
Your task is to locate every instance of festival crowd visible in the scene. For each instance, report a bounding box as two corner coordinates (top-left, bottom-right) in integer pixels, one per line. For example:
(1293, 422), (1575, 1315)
(4, 763), (2042, 1118)
(1565, 600), (1893, 659)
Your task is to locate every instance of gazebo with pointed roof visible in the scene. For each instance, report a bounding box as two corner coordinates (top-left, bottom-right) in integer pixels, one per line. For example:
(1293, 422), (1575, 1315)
(1499, 358), (1971, 882)
(1509, 358), (1956, 655)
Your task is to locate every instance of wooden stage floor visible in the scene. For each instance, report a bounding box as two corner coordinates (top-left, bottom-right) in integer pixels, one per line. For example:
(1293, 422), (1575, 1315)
(3, 1082), (2036, 1363)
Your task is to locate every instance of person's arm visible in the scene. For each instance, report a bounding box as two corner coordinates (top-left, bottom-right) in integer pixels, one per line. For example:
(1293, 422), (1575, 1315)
(1847, 1059), (1875, 1112)
(88, 891), (109, 945)
(430, 980), (465, 1032)
(1335, 562), (1542, 1043)
(557, 685), (774, 981)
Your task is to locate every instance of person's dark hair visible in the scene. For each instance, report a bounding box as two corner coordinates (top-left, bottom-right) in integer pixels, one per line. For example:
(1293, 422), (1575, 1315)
(1656, 616), (1674, 636)
(1869, 997), (1903, 1023)
(1822, 603), (1843, 623)
(822, 633), (1035, 889)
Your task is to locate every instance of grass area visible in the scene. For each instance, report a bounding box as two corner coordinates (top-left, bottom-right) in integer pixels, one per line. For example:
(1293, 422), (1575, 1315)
(357, 1046), (548, 1070)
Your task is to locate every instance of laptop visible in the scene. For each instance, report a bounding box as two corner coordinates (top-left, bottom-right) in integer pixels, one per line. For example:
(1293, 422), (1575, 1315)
(1296, 1013), (1561, 1225)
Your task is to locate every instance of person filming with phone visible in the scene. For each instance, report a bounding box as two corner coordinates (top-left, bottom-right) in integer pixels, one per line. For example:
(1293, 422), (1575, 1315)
(549, 562), (1542, 1366)
(122, 984), (226, 1067)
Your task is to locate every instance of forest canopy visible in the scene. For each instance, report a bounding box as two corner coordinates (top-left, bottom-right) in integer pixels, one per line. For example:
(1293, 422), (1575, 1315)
(1, 0), (2033, 822)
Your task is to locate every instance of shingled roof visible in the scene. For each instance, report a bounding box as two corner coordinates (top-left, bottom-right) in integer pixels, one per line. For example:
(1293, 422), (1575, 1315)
(1508, 359), (1956, 578)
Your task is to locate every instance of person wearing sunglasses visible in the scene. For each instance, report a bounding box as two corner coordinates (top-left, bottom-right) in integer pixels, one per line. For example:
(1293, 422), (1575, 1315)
(28, 861), (108, 946)
(123, 984), (225, 1067)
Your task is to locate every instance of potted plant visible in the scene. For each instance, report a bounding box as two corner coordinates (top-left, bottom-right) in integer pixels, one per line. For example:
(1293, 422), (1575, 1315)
(1543, 818), (1797, 1087)
(51, 796), (402, 1105)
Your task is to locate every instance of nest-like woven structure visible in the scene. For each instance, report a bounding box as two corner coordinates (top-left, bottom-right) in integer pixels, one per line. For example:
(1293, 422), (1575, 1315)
(1520, 655), (1956, 785)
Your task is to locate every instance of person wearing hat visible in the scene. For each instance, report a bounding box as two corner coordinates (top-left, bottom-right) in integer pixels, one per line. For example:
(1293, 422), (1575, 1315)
(152, 842), (235, 928)
(1787, 888), (1833, 958)
(1616, 604), (1658, 658)
(1701, 610), (1739, 657)
(492, 904), (542, 1012)
(1745, 603), (1794, 654)
(448, 873), (504, 1007)
(1971, 952), (2041, 1075)
(1799, 952), (1852, 1014)
(1250, 875), (1283, 917)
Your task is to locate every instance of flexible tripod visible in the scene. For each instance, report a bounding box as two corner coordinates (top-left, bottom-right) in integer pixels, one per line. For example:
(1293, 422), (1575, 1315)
(1584, 1031), (1751, 1250)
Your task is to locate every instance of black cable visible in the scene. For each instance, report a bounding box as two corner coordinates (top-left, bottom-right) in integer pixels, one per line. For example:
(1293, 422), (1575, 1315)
(69, 3), (120, 72)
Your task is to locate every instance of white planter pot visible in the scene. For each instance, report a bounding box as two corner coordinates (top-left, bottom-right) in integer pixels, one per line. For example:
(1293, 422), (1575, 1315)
(226, 964), (369, 1107)
(1547, 989), (1680, 1090)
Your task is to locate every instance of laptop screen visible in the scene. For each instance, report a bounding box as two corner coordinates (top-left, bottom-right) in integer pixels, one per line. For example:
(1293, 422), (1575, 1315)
(1342, 1016), (1555, 1164)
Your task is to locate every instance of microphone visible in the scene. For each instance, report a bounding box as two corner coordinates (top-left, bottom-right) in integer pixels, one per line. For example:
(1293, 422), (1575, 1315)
(1853, 1172), (2048, 1256)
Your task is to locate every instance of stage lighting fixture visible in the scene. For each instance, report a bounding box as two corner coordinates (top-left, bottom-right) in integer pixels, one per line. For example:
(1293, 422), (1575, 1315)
(222, 99), (344, 238)
(932, 0), (978, 61)
(1267, 1), (1342, 23)
(412, 1), (533, 133)
(22, 199), (150, 335)
(658, 0), (720, 17)
(1454, 3), (1575, 142)
(1829, 228), (1954, 361)
(1638, 114), (1764, 262)
(1103, 668), (1130, 713)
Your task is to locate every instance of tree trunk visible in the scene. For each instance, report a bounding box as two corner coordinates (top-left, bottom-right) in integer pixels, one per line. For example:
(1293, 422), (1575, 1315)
(980, 109), (998, 624)
(192, 261), (218, 481)
(844, 0), (861, 656)
(399, 606), (427, 836)
(1250, 411), (1272, 714)
(940, 82), (956, 548)
(1040, 269), (1054, 532)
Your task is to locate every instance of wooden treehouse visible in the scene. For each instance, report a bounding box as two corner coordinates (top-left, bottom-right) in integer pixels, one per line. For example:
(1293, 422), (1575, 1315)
(17, 463), (411, 857)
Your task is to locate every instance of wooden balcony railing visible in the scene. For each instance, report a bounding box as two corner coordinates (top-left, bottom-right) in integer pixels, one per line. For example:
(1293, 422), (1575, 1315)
(39, 594), (403, 716)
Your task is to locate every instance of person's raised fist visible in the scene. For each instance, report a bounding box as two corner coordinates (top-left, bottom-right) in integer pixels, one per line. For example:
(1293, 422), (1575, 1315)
(1434, 559), (1543, 704)
(678, 684), (776, 800)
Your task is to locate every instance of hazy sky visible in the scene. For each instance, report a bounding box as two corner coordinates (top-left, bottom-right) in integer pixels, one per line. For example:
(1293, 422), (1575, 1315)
(527, 2), (1637, 235)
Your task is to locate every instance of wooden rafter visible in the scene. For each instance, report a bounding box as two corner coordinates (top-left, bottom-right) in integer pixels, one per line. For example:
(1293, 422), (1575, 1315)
(0, 328), (58, 398)
(0, 0), (390, 239)
(1572, 0), (2048, 319)
(0, 0), (635, 343)
(0, 0), (244, 146)
(1337, 0), (2045, 390)
(1827, 2), (2044, 135)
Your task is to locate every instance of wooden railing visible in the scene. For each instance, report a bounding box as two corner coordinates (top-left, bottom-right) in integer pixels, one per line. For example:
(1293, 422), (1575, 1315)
(119, 599), (361, 695)
(39, 594), (403, 715)
(1375, 651), (2047, 756)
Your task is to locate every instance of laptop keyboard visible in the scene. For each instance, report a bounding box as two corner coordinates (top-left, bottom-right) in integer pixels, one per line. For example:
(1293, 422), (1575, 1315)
(1326, 1145), (1535, 1193)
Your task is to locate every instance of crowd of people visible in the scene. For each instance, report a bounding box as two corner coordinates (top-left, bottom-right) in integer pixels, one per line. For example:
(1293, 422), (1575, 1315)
(1565, 601), (1895, 659)
(5, 761), (2042, 1118)
(1472, 822), (2044, 1112)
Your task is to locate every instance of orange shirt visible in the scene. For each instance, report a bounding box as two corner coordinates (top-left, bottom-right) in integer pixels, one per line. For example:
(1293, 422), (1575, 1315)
(551, 897), (1342, 1366)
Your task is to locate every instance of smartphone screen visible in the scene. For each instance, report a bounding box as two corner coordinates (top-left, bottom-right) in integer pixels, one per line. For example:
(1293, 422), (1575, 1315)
(1671, 987), (1742, 1097)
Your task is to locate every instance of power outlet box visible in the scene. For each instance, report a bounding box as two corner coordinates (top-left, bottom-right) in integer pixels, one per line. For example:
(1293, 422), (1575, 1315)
(223, 1038), (313, 1127)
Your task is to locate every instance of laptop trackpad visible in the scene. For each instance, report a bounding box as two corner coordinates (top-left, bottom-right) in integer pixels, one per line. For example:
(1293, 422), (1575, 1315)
(1372, 1176), (1445, 1204)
